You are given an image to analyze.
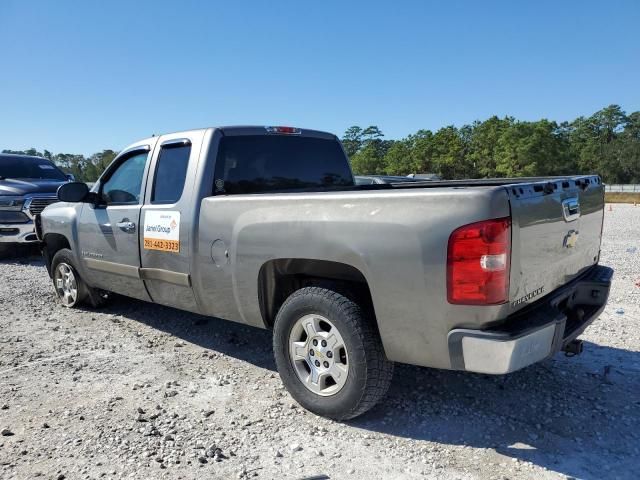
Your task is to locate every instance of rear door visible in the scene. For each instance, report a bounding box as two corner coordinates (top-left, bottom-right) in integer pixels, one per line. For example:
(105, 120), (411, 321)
(508, 176), (604, 311)
(139, 130), (205, 313)
(77, 144), (155, 300)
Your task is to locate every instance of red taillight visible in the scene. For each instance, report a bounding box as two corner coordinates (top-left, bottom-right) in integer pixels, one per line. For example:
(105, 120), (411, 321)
(447, 217), (511, 305)
(265, 126), (301, 135)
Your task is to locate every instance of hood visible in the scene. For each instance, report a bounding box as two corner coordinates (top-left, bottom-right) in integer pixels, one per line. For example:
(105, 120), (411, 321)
(0, 178), (68, 196)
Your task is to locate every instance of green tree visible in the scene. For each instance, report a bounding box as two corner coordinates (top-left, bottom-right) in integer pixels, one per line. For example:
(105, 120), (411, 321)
(494, 120), (568, 177)
(570, 105), (629, 177)
(466, 116), (513, 177)
(408, 130), (435, 174)
(361, 126), (384, 144)
(430, 126), (469, 179)
(344, 126), (392, 175)
(342, 126), (364, 158)
(350, 142), (387, 175)
(88, 150), (118, 180)
(383, 139), (416, 175)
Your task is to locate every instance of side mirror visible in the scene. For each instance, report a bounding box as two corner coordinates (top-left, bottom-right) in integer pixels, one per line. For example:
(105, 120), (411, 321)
(66, 173), (76, 181)
(57, 182), (89, 203)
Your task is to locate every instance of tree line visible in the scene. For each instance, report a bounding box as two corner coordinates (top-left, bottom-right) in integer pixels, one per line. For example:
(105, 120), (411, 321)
(2, 105), (638, 183)
(345, 105), (639, 183)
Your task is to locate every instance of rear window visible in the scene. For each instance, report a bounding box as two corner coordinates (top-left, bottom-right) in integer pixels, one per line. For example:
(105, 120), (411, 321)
(0, 156), (67, 181)
(213, 135), (353, 195)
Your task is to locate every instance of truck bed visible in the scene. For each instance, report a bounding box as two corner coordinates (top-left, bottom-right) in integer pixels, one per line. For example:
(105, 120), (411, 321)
(193, 173), (604, 369)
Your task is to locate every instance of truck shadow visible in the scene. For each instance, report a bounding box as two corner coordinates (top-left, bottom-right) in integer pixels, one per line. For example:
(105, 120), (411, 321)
(0, 244), (42, 261)
(100, 295), (640, 480)
(353, 347), (639, 480)
(104, 294), (278, 371)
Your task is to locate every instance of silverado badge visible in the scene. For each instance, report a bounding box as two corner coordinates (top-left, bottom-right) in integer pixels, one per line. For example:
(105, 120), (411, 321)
(512, 286), (545, 307)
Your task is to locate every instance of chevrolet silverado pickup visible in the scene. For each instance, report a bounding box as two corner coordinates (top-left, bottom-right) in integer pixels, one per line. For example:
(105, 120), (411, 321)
(0, 153), (71, 248)
(38, 126), (612, 419)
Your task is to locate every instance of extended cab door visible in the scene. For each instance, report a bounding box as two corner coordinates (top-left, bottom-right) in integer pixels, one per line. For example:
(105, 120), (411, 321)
(138, 131), (204, 313)
(76, 143), (155, 301)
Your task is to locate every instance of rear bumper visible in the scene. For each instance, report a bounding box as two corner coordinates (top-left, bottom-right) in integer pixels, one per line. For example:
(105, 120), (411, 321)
(448, 264), (613, 374)
(0, 221), (38, 243)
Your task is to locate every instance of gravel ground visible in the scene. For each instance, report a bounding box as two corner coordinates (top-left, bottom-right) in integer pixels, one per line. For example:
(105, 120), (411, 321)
(0, 204), (639, 480)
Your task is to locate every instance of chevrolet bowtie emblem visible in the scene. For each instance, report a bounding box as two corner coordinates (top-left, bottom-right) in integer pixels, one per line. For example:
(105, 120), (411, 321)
(564, 230), (579, 248)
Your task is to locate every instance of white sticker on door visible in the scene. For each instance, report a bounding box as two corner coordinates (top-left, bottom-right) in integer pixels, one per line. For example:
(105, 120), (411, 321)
(143, 211), (180, 252)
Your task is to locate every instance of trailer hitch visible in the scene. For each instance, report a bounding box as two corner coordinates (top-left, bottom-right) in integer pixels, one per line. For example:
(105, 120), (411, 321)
(563, 339), (584, 357)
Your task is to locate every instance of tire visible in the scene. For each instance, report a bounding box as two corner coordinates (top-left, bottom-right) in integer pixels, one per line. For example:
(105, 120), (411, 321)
(273, 287), (393, 420)
(51, 248), (111, 308)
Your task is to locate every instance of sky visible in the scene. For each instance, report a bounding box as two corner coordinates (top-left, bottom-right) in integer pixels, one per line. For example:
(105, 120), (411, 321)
(1, 0), (638, 156)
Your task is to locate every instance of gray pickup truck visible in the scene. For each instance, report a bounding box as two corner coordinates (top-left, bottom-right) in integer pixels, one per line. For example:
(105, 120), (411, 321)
(0, 153), (71, 247)
(38, 126), (612, 419)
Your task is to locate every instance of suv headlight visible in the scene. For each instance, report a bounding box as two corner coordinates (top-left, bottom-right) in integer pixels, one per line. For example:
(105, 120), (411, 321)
(0, 196), (26, 211)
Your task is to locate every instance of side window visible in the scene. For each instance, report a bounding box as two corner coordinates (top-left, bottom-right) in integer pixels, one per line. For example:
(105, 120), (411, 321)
(102, 152), (148, 205)
(152, 144), (191, 204)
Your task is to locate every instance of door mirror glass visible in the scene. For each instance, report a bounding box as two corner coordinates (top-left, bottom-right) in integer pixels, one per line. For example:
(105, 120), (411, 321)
(57, 182), (89, 203)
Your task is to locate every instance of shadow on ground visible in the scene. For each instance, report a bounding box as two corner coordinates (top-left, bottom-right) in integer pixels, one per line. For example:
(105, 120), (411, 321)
(4, 251), (639, 480)
(103, 293), (640, 480)
(0, 243), (42, 262)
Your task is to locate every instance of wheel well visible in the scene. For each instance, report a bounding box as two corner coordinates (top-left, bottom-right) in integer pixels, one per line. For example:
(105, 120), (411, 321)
(258, 259), (375, 328)
(42, 233), (71, 277)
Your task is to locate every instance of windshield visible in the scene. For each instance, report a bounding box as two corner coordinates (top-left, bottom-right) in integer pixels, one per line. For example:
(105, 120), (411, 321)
(0, 156), (67, 181)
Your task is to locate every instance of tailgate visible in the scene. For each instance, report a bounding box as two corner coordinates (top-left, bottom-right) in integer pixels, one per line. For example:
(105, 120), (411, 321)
(507, 175), (604, 312)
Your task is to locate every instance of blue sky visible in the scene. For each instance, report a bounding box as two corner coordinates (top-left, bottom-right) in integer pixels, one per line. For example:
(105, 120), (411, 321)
(1, 0), (638, 155)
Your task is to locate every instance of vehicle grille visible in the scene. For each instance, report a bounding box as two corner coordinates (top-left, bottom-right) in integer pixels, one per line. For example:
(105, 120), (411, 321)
(28, 197), (59, 217)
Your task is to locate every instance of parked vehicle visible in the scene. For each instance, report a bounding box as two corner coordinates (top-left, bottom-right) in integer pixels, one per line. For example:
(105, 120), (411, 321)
(38, 126), (612, 419)
(354, 175), (418, 185)
(407, 173), (441, 181)
(0, 154), (71, 247)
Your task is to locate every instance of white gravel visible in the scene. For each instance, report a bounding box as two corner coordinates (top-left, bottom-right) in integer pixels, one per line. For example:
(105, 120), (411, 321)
(0, 204), (638, 480)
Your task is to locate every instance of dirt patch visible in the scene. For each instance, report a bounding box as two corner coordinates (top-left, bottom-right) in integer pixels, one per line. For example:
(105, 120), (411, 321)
(605, 192), (640, 203)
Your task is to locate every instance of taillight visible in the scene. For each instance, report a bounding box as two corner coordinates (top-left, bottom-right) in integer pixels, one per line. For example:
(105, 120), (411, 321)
(265, 126), (301, 135)
(447, 217), (511, 305)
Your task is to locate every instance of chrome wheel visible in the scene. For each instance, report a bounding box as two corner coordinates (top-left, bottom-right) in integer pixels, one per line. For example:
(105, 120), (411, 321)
(289, 314), (349, 396)
(54, 263), (78, 307)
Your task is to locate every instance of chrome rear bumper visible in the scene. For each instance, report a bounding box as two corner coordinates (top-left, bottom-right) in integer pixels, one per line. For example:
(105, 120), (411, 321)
(448, 265), (613, 374)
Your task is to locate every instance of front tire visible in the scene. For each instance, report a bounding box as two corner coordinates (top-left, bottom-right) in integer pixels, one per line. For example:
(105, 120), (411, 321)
(273, 287), (393, 420)
(52, 249), (87, 308)
(51, 249), (110, 308)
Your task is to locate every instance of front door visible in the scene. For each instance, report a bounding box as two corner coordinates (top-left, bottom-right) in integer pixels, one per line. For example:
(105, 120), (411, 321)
(77, 146), (153, 300)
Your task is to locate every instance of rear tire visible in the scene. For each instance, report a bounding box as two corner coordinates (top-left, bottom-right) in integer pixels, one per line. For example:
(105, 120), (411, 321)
(51, 249), (110, 308)
(273, 287), (393, 420)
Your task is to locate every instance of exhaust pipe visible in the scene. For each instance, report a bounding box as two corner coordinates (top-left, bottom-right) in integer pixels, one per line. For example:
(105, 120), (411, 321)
(563, 339), (584, 357)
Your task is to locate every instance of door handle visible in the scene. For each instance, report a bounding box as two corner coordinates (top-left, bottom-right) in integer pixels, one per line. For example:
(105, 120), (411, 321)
(562, 197), (580, 222)
(116, 220), (136, 233)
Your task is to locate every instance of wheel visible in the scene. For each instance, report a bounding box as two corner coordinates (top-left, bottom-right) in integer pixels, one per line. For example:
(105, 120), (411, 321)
(273, 287), (393, 420)
(51, 248), (110, 308)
